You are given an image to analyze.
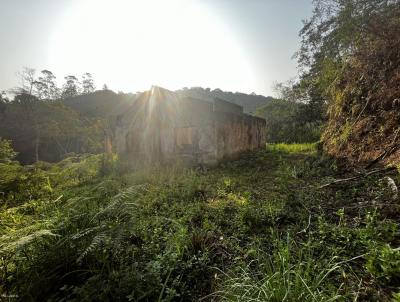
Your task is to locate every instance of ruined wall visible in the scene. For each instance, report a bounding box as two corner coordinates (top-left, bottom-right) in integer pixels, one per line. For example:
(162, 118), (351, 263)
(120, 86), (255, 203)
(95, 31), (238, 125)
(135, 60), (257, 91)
(172, 97), (216, 164)
(215, 113), (266, 161)
(114, 86), (266, 165)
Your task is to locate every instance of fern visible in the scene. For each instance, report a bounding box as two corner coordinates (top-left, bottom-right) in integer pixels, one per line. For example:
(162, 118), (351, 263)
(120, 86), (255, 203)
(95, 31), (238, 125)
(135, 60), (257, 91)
(76, 232), (108, 264)
(93, 185), (143, 221)
(71, 225), (103, 240)
(0, 229), (58, 254)
(73, 185), (145, 264)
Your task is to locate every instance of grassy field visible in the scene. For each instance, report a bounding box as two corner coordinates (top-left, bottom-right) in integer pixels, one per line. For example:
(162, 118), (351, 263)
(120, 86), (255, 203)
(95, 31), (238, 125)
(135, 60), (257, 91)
(1, 144), (400, 301)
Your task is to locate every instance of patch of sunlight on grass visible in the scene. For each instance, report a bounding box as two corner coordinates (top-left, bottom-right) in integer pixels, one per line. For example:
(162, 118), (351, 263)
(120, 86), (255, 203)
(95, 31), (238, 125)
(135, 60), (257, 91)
(266, 142), (318, 154)
(207, 193), (248, 208)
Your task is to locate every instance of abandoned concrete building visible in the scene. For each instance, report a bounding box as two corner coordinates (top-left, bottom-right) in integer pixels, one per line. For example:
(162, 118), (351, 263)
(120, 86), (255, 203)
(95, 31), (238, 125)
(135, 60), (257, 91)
(113, 86), (266, 164)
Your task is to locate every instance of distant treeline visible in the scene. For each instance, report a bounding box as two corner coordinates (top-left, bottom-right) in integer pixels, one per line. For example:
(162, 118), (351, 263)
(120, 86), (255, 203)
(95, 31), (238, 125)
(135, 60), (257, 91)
(176, 87), (275, 114)
(0, 68), (137, 163)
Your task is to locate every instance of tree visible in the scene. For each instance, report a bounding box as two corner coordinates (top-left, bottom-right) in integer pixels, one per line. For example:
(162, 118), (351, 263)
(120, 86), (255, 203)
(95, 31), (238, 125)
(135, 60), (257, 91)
(12, 68), (60, 100)
(9, 68), (43, 161)
(0, 69), (105, 163)
(102, 84), (109, 90)
(295, 0), (400, 108)
(12, 93), (42, 162)
(0, 91), (8, 102)
(273, 80), (307, 103)
(0, 138), (17, 163)
(33, 81), (47, 100)
(14, 67), (37, 95)
(61, 75), (79, 98)
(256, 99), (322, 143)
(82, 72), (95, 94)
(0, 91), (9, 114)
(36, 70), (59, 100)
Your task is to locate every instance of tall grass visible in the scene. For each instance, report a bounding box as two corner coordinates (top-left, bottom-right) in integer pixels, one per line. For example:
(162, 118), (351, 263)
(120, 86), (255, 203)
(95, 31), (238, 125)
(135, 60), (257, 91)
(215, 236), (343, 302)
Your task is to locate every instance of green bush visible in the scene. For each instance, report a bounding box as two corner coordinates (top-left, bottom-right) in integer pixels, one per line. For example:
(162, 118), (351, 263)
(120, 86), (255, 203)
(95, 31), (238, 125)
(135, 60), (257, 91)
(366, 245), (400, 285)
(256, 100), (322, 144)
(0, 138), (17, 163)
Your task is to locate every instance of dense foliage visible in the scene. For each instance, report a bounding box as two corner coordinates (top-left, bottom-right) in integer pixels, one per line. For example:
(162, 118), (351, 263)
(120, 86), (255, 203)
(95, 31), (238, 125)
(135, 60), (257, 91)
(323, 5), (400, 164)
(295, 0), (400, 165)
(0, 94), (105, 163)
(0, 138), (17, 163)
(0, 76), (139, 163)
(297, 0), (399, 104)
(255, 99), (322, 143)
(1, 144), (400, 301)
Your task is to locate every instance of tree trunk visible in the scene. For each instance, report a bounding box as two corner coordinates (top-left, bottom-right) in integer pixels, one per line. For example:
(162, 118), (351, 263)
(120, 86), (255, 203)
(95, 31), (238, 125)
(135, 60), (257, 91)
(35, 135), (40, 162)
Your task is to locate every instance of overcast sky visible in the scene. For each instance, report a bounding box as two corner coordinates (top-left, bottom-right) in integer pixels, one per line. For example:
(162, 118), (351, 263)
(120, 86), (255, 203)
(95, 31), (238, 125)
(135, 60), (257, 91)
(0, 0), (313, 96)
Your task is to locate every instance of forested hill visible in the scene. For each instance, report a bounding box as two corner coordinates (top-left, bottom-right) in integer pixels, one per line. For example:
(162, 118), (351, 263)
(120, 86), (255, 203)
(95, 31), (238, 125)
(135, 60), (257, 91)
(62, 90), (136, 118)
(61, 88), (273, 117)
(176, 87), (274, 114)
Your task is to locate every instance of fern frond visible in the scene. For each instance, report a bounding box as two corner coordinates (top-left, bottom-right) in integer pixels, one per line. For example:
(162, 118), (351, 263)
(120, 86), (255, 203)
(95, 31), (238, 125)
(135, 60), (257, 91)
(71, 225), (103, 240)
(77, 232), (107, 264)
(0, 229), (58, 254)
(93, 185), (143, 221)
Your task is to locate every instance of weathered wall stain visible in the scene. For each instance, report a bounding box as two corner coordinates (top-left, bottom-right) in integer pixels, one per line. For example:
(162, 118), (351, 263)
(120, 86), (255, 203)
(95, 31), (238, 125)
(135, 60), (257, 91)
(113, 86), (266, 164)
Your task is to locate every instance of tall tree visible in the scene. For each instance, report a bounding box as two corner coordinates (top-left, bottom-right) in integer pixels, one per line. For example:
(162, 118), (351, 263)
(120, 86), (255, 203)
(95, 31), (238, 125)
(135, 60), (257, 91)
(0, 91), (9, 107)
(36, 70), (59, 100)
(0, 92), (7, 114)
(4, 93), (42, 162)
(10, 68), (43, 161)
(15, 67), (37, 95)
(82, 72), (95, 94)
(61, 75), (79, 99)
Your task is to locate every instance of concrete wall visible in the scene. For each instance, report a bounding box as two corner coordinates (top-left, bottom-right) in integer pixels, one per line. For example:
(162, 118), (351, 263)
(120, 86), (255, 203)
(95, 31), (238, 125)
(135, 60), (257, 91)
(113, 86), (266, 165)
(214, 112), (266, 161)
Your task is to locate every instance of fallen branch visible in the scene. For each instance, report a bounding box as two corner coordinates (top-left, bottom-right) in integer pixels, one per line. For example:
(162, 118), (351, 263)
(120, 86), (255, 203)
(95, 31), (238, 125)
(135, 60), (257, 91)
(319, 167), (397, 189)
(366, 128), (400, 169)
(335, 246), (400, 267)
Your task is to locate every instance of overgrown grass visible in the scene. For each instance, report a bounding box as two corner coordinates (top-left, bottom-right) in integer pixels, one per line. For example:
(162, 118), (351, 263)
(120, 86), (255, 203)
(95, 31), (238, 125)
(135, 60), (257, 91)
(266, 142), (318, 154)
(1, 145), (400, 301)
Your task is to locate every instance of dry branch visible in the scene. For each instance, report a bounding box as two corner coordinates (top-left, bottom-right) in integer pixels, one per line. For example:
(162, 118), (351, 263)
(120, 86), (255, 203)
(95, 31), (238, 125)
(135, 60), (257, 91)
(319, 167), (397, 189)
(366, 128), (400, 169)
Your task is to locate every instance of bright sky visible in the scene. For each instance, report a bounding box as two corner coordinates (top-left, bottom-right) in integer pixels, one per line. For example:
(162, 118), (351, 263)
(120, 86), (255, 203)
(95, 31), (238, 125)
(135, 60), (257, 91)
(0, 0), (312, 96)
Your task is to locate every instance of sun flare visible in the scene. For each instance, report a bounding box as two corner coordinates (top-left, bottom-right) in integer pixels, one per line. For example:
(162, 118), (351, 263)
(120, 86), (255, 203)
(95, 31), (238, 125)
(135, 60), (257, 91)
(48, 0), (255, 93)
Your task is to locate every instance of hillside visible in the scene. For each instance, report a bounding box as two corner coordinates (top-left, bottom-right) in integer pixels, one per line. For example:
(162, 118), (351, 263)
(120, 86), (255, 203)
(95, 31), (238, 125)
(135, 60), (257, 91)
(322, 13), (400, 167)
(176, 87), (274, 114)
(61, 88), (274, 119)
